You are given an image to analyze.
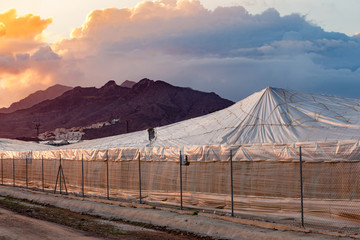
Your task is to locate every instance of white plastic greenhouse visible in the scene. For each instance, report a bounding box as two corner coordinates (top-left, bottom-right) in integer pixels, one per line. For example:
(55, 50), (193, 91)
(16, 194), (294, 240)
(1, 87), (360, 229)
(2, 86), (357, 161)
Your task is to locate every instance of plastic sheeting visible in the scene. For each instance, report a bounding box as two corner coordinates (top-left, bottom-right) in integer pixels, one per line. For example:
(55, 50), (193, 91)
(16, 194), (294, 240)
(2, 141), (360, 164)
(0, 153), (359, 230)
(1, 153), (358, 200)
(0, 138), (54, 152)
(59, 86), (360, 150)
(2, 87), (360, 162)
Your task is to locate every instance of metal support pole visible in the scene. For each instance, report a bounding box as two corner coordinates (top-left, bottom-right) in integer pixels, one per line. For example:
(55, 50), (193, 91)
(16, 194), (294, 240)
(82, 154), (84, 199)
(230, 149), (234, 217)
(300, 146), (304, 227)
(26, 156), (28, 188)
(138, 152), (142, 204)
(106, 151), (109, 200)
(42, 155), (44, 192)
(59, 155), (62, 194)
(61, 156), (68, 195)
(12, 157), (15, 187)
(180, 151), (183, 210)
(1, 155), (2, 185)
(54, 160), (60, 193)
(54, 154), (67, 194)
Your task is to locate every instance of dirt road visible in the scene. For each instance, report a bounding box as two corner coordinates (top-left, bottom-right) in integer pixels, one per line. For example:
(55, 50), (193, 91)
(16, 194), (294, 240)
(0, 207), (99, 240)
(0, 196), (212, 240)
(0, 186), (358, 240)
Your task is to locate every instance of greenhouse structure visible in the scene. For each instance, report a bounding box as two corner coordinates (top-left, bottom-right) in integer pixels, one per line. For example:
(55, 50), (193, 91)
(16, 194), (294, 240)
(1, 86), (360, 229)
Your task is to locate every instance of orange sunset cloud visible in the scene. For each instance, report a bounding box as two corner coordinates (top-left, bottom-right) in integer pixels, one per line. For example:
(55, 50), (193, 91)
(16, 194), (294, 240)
(0, 9), (52, 55)
(0, 9), (52, 40)
(0, 9), (56, 107)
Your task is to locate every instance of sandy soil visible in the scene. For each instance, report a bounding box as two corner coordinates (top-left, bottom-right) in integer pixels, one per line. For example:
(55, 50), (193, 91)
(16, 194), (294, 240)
(0, 207), (99, 240)
(0, 186), (358, 240)
(0, 197), (210, 240)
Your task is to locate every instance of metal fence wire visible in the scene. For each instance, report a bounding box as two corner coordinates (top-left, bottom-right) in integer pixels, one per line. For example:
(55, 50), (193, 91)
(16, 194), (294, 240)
(300, 147), (360, 234)
(0, 146), (359, 235)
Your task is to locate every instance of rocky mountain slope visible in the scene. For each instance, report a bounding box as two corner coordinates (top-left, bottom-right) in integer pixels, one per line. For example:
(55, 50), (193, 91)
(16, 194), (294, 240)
(0, 79), (234, 140)
(0, 84), (73, 114)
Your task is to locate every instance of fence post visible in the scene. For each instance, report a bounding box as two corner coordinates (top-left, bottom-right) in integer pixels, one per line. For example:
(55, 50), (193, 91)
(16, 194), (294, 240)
(42, 155), (44, 192)
(106, 150), (109, 200)
(138, 152), (142, 204)
(230, 149), (234, 217)
(54, 154), (69, 194)
(54, 155), (60, 194)
(180, 151), (183, 210)
(61, 155), (68, 194)
(300, 146), (304, 227)
(25, 155), (28, 188)
(12, 156), (15, 187)
(82, 154), (84, 199)
(1, 154), (3, 185)
(60, 155), (62, 194)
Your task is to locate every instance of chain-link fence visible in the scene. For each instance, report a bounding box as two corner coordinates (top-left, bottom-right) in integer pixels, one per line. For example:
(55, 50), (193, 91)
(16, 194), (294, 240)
(300, 147), (360, 234)
(1, 146), (359, 234)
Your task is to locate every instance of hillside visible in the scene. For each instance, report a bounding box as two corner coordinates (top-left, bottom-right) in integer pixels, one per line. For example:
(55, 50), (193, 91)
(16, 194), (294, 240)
(0, 79), (234, 140)
(0, 84), (73, 114)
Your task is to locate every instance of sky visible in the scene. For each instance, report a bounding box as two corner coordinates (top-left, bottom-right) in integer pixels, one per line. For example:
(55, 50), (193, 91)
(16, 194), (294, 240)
(0, 0), (360, 108)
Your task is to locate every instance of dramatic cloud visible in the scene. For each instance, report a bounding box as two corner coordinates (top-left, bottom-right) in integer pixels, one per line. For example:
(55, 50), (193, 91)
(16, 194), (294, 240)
(0, 9), (52, 54)
(0, 9), (57, 107)
(51, 0), (360, 102)
(2, 1), (360, 107)
(0, 9), (51, 39)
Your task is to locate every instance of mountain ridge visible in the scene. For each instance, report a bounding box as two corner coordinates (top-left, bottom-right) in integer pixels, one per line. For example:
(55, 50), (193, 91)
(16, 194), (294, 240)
(0, 84), (73, 114)
(0, 79), (234, 140)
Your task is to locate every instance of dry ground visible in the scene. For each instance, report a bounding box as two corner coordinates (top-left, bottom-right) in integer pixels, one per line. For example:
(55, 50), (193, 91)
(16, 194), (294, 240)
(0, 186), (358, 240)
(0, 196), (212, 240)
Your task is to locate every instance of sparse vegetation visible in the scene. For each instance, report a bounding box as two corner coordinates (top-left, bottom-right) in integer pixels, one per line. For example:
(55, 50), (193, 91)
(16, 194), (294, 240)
(192, 210), (199, 216)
